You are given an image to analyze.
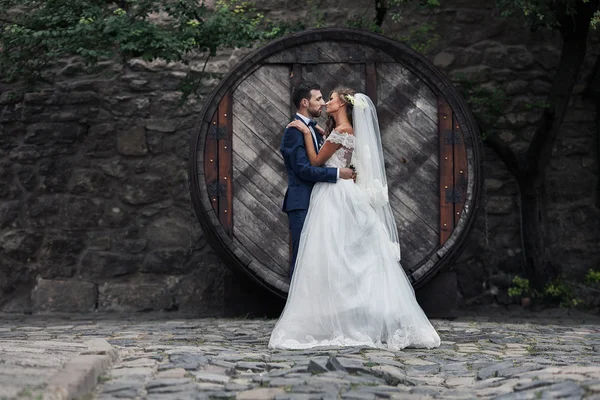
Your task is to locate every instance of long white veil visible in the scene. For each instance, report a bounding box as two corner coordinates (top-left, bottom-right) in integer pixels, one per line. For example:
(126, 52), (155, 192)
(351, 94), (401, 261)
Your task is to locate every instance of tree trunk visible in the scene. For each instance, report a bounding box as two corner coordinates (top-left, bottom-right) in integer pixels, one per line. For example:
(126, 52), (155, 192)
(519, 174), (554, 291)
(374, 0), (388, 27)
(584, 55), (600, 208)
(519, 3), (596, 290)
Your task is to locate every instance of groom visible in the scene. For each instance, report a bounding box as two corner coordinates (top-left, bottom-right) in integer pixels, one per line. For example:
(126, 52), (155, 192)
(280, 81), (354, 277)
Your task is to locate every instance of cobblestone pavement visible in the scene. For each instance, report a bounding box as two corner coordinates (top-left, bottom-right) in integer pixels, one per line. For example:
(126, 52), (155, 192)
(1, 310), (600, 400)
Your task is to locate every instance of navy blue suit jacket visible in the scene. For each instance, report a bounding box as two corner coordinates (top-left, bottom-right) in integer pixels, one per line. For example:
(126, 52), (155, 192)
(280, 116), (337, 212)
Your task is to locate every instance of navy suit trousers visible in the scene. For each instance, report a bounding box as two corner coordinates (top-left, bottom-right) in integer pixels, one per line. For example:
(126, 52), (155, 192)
(287, 209), (308, 278)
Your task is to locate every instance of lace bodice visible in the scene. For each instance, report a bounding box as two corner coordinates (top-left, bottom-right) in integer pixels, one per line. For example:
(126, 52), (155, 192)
(324, 131), (354, 169)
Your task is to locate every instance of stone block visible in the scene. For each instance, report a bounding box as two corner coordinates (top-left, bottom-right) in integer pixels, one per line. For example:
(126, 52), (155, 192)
(121, 174), (169, 205)
(79, 251), (143, 278)
(175, 262), (226, 316)
(117, 126), (148, 156)
(93, 158), (128, 179)
(146, 119), (177, 133)
(101, 200), (130, 228)
(25, 122), (86, 148)
(433, 52), (455, 68)
(0, 162), (22, 199)
(0, 201), (19, 229)
(24, 195), (62, 228)
(0, 91), (23, 105)
(506, 45), (535, 70)
(59, 196), (105, 230)
(450, 65), (491, 83)
(69, 169), (111, 198)
(31, 279), (97, 313)
(98, 281), (174, 312)
(110, 229), (147, 254)
(39, 230), (85, 278)
(14, 164), (38, 192)
(83, 123), (116, 158)
(144, 215), (194, 248)
(483, 46), (508, 69)
(142, 248), (190, 274)
(486, 196), (514, 214)
(0, 230), (43, 263)
(38, 158), (74, 193)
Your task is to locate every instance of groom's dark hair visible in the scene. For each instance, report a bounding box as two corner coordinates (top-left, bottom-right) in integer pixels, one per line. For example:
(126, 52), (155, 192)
(292, 81), (321, 109)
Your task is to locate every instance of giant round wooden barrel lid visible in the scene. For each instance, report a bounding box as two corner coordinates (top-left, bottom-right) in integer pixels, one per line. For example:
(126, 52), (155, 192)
(189, 28), (483, 298)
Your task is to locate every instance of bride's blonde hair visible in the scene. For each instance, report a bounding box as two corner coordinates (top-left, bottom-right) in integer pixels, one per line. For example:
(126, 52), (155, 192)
(326, 87), (356, 135)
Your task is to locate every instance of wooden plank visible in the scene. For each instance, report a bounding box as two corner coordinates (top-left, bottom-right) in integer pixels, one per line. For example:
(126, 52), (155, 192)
(204, 111), (219, 215)
(232, 118), (287, 190)
(232, 134), (287, 196)
(232, 197), (289, 269)
(438, 96), (454, 245)
(252, 66), (291, 107)
(218, 92), (233, 237)
(303, 63), (366, 95)
(247, 259), (289, 293)
(389, 205), (437, 271)
(233, 152), (284, 209)
(233, 179), (289, 240)
(233, 166), (286, 225)
(377, 63), (438, 120)
(377, 76), (439, 160)
(378, 100), (439, 173)
(239, 70), (290, 120)
(262, 42), (396, 64)
(232, 90), (287, 152)
(383, 148), (439, 231)
(233, 226), (288, 278)
(232, 112), (284, 167)
(453, 114), (468, 225)
(365, 62), (377, 105)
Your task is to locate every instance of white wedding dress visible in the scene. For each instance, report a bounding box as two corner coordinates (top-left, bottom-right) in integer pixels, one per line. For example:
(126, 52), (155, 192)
(269, 96), (441, 350)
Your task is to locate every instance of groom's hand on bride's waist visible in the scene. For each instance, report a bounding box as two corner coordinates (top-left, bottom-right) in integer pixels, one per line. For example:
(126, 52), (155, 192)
(339, 168), (355, 180)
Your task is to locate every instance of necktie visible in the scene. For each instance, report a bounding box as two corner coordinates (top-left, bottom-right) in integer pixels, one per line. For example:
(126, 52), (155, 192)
(307, 121), (320, 150)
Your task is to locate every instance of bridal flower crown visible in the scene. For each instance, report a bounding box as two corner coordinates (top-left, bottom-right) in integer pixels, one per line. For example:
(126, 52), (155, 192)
(343, 94), (355, 106)
(344, 93), (368, 110)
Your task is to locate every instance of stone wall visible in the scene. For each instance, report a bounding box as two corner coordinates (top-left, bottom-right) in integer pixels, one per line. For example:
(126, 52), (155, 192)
(0, 0), (598, 314)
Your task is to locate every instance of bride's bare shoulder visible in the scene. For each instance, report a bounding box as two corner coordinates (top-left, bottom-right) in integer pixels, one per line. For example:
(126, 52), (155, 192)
(334, 123), (354, 135)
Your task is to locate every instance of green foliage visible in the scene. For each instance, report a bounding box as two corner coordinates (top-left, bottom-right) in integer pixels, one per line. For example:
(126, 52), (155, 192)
(0, 0), (290, 88)
(495, 0), (600, 30)
(508, 275), (532, 297)
(508, 275), (589, 308)
(386, 0), (441, 23)
(397, 22), (440, 54)
(345, 15), (384, 33)
(453, 74), (508, 139)
(592, 9), (600, 27)
(585, 269), (600, 284)
(307, 0), (327, 28)
(543, 279), (581, 308)
(524, 99), (552, 111)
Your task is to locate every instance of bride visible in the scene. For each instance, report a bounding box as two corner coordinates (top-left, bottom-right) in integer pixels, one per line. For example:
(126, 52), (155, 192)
(268, 88), (441, 350)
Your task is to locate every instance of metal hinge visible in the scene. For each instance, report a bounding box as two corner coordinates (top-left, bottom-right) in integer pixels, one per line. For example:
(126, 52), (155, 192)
(445, 187), (464, 203)
(444, 131), (463, 145)
(208, 181), (228, 197)
(209, 125), (226, 140)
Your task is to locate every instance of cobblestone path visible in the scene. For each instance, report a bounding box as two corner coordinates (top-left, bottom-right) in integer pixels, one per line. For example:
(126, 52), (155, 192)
(1, 312), (599, 399)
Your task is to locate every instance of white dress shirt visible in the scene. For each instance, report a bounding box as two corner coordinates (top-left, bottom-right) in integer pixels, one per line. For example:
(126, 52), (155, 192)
(295, 113), (339, 180)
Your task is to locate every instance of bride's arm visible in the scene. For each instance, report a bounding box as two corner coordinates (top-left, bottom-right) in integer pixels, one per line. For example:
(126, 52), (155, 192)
(287, 121), (341, 166)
